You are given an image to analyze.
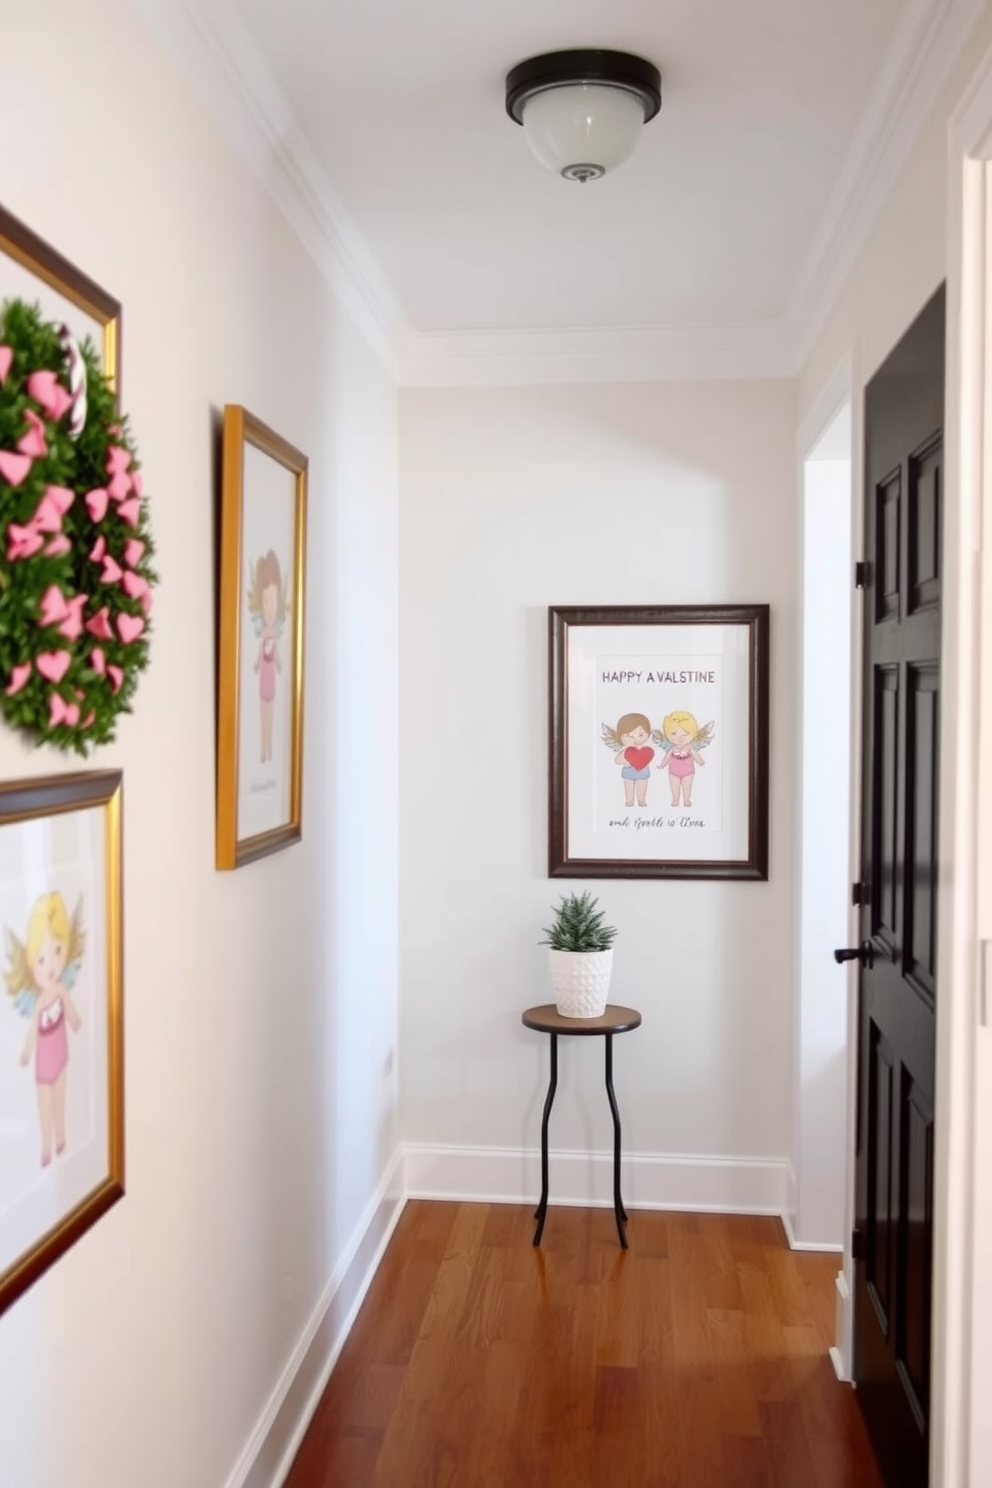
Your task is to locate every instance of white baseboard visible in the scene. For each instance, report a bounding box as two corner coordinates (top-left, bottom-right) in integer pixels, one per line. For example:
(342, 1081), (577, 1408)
(224, 1147), (406, 1488)
(780, 1206), (845, 1254)
(403, 1142), (789, 1215)
(785, 1158), (799, 1244)
(833, 1267), (853, 1382)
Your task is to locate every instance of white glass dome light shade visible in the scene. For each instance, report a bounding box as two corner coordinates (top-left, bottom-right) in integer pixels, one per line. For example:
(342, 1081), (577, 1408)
(505, 50), (662, 184)
(520, 83), (648, 182)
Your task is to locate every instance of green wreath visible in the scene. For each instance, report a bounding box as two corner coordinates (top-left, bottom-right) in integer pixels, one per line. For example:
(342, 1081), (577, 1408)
(0, 299), (156, 754)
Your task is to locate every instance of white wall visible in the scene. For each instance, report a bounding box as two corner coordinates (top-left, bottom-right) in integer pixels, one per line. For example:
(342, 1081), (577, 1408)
(399, 380), (798, 1211)
(0, 4), (400, 1487)
(792, 428), (852, 1250)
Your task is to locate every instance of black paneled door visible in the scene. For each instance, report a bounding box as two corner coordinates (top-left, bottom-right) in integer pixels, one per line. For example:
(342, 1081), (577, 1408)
(853, 284), (944, 1488)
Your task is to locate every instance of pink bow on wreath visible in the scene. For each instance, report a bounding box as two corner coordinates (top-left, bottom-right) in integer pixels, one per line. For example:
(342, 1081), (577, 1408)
(27, 370), (72, 422)
(48, 693), (80, 728)
(39, 586), (88, 641)
(5, 485), (75, 561)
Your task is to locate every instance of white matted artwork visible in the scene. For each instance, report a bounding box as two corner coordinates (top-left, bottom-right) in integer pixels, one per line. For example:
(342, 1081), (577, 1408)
(216, 406), (307, 870)
(0, 771), (123, 1316)
(548, 606), (770, 879)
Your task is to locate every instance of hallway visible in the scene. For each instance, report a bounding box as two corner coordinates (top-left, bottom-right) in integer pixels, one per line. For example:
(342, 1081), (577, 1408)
(284, 1202), (882, 1488)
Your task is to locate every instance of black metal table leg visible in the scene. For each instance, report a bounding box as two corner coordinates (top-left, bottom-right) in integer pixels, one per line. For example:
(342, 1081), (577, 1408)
(533, 1031), (558, 1245)
(605, 1033), (628, 1247)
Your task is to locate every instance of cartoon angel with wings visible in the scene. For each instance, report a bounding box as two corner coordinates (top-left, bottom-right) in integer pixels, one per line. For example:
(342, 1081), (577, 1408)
(5, 892), (85, 1167)
(602, 712), (657, 807)
(247, 550), (291, 766)
(652, 711), (715, 808)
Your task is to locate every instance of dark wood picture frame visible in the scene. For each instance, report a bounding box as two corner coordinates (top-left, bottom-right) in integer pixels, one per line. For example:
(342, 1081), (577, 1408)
(548, 604), (770, 880)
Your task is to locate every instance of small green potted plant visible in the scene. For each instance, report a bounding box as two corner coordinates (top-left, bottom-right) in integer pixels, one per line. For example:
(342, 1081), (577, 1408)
(541, 891), (617, 1018)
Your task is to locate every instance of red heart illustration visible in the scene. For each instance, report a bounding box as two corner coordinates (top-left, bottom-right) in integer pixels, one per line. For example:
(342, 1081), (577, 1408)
(624, 746), (654, 770)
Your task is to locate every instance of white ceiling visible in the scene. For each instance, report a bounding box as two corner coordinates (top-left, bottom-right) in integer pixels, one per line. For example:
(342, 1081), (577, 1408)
(230, 0), (907, 336)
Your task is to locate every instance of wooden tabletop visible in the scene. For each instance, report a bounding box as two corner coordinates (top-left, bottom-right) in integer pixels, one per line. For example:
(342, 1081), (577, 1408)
(521, 1004), (642, 1035)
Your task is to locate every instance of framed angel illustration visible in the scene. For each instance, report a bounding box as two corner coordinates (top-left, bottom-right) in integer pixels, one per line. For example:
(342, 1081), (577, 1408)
(549, 605), (769, 879)
(0, 770), (123, 1316)
(216, 406), (308, 870)
(6, 892), (86, 1167)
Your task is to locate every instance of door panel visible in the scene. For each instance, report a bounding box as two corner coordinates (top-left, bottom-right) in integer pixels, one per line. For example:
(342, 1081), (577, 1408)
(873, 665), (899, 951)
(906, 667), (938, 995)
(854, 283), (944, 1488)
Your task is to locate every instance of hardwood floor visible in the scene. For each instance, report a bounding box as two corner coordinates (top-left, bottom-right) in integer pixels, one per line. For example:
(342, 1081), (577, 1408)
(284, 1202), (884, 1488)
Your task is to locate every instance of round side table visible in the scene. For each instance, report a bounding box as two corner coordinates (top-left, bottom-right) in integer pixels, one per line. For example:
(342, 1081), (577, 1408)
(521, 1003), (642, 1249)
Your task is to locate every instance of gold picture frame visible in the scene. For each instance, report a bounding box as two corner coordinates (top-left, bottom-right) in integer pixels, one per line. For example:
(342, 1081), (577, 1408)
(0, 202), (121, 390)
(0, 770), (124, 1316)
(216, 405), (308, 870)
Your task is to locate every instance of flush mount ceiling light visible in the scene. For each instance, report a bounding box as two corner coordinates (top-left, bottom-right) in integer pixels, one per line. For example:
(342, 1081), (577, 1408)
(505, 48), (662, 183)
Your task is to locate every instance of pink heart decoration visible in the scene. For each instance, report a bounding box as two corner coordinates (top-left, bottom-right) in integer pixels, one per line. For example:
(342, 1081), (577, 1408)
(49, 384), (72, 420)
(100, 555), (123, 585)
(46, 485), (74, 516)
(90, 536), (106, 563)
(57, 596), (88, 642)
(124, 539), (145, 567)
(36, 651), (71, 684)
(44, 535), (72, 557)
(17, 427), (46, 458)
(4, 662), (31, 696)
(106, 446), (131, 476)
(27, 371), (72, 422)
(0, 450), (33, 487)
(85, 607), (113, 640)
(122, 570), (148, 599)
(107, 472), (131, 503)
(6, 524), (44, 561)
(85, 487), (109, 522)
(90, 647), (106, 675)
(116, 498), (140, 528)
(48, 693), (79, 728)
(17, 411), (48, 459)
(31, 493), (63, 534)
(26, 372), (71, 422)
(107, 665), (124, 695)
(27, 370), (58, 412)
(0, 347), (12, 383)
(39, 585), (70, 627)
(82, 710), (95, 729)
(140, 590), (153, 616)
(17, 428), (45, 455)
(117, 613), (145, 644)
(131, 471), (143, 498)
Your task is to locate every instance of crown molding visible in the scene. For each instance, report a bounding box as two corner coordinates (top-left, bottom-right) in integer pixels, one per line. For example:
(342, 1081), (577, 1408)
(132, 0), (983, 389)
(404, 0), (986, 387)
(401, 320), (795, 387)
(790, 0), (987, 370)
(129, 0), (411, 376)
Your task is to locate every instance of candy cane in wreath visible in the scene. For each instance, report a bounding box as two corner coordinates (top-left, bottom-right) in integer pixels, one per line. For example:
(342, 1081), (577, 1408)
(57, 322), (87, 439)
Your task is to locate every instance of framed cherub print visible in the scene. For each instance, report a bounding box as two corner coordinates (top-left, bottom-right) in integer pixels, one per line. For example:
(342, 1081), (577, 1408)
(0, 770), (123, 1315)
(548, 604), (770, 879)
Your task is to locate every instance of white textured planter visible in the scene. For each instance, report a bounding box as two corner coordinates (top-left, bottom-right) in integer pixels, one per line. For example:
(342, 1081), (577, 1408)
(549, 948), (614, 1018)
